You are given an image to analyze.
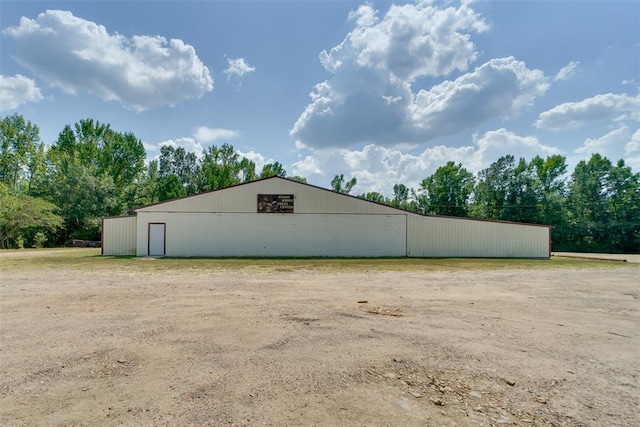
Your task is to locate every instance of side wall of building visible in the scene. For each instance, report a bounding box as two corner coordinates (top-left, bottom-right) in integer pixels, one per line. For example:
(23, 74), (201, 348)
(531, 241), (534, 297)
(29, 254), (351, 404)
(135, 212), (407, 257)
(101, 216), (137, 256)
(406, 214), (550, 258)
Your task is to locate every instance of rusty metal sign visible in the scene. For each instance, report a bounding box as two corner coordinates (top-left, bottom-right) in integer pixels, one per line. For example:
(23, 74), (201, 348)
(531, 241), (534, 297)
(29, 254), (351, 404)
(257, 194), (294, 213)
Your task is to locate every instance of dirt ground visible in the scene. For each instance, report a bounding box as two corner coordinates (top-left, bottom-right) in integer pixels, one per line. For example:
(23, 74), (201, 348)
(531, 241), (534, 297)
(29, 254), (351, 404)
(1, 251), (638, 426)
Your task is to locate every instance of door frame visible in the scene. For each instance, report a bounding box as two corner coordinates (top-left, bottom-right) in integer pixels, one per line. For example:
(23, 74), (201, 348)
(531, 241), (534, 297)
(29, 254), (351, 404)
(148, 222), (166, 256)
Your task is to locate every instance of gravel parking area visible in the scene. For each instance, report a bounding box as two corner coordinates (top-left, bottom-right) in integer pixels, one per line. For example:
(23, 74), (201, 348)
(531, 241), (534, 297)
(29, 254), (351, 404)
(1, 251), (638, 426)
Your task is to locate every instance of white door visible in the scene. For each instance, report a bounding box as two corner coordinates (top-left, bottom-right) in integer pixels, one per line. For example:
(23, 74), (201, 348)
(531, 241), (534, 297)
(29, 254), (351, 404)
(148, 223), (166, 256)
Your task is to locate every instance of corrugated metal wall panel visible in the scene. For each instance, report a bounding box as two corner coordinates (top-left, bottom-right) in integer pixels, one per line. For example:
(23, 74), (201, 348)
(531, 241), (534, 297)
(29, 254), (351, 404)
(406, 214), (549, 258)
(136, 212), (407, 257)
(137, 178), (400, 215)
(125, 177), (551, 258)
(102, 216), (137, 256)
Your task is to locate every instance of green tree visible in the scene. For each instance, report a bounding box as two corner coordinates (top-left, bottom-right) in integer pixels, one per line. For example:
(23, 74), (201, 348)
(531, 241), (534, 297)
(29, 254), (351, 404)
(529, 155), (569, 247)
(501, 158), (540, 223)
(136, 160), (161, 206)
(100, 132), (146, 193)
(199, 143), (242, 191)
(473, 155), (570, 226)
(0, 114), (42, 192)
(473, 155), (516, 220)
(607, 160), (640, 252)
(158, 145), (200, 194)
(566, 155), (639, 252)
(289, 175), (307, 184)
(420, 162), (474, 216)
(156, 143), (256, 193)
(390, 183), (412, 209)
(73, 118), (109, 166)
(0, 183), (63, 248)
(157, 174), (187, 202)
(331, 174), (357, 194)
(358, 191), (388, 204)
(239, 158), (257, 182)
(38, 119), (144, 243)
(48, 161), (118, 242)
(24, 141), (46, 195)
(44, 119), (145, 196)
(260, 161), (287, 178)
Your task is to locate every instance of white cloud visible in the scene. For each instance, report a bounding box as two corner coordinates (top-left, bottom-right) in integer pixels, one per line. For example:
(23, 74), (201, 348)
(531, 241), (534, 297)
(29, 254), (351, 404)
(554, 61), (580, 81)
(223, 58), (256, 80)
(576, 126), (627, 156)
(194, 126), (240, 143)
(0, 74), (43, 111)
(626, 129), (640, 155)
(4, 10), (213, 111)
(410, 57), (549, 135)
(292, 144), (449, 196)
(625, 129), (640, 170)
(347, 4), (378, 27)
(574, 126), (639, 169)
(471, 128), (560, 172)
(291, 1), (490, 149)
(292, 55), (549, 148)
(289, 0), (550, 149)
(145, 139), (273, 176)
(159, 137), (205, 158)
(535, 93), (640, 130)
(293, 128), (560, 196)
(236, 150), (271, 172)
(141, 140), (158, 156)
(145, 128), (243, 163)
(143, 136), (205, 164)
(323, 1), (488, 83)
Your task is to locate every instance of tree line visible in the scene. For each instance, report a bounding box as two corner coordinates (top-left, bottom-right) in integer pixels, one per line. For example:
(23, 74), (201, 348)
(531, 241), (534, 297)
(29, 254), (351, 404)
(1, 114), (638, 253)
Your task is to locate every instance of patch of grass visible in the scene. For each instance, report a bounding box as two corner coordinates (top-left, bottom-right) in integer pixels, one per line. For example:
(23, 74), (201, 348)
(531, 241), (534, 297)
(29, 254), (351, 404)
(0, 248), (634, 273)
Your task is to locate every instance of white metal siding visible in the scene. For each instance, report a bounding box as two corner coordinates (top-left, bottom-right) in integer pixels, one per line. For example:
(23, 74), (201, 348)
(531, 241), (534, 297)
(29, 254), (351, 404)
(125, 177), (552, 259)
(102, 216), (137, 256)
(137, 178), (400, 215)
(406, 214), (549, 258)
(136, 212), (406, 257)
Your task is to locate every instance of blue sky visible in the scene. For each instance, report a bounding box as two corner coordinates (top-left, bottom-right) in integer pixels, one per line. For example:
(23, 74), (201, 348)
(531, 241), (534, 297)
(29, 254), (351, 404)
(1, 0), (638, 196)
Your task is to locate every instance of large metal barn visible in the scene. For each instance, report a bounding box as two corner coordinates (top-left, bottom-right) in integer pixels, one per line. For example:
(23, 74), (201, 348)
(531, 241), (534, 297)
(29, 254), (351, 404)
(102, 176), (551, 258)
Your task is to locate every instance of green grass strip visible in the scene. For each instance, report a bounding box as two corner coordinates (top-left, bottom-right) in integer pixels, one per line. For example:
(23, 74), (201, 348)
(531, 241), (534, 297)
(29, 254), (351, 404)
(1, 248), (635, 273)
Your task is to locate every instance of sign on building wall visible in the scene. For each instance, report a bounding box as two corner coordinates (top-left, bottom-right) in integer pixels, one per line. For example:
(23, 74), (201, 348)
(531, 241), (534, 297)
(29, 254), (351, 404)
(257, 194), (294, 213)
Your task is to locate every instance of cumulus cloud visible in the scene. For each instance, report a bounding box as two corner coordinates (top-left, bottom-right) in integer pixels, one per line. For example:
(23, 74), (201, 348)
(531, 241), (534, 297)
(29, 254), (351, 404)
(325, 1), (488, 83)
(291, 1), (548, 149)
(3, 10), (213, 111)
(158, 137), (206, 159)
(574, 126), (640, 169)
(194, 126), (240, 143)
(535, 93), (640, 130)
(143, 135), (205, 164)
(145, 127), (241, 163)
(410, 57), (549, 136)
(0, 74), (43, 111)
(236, 150), (271, 172)
(627, 129), (640, 155)
(293, 128), (560, 196)
(223, 58), (256, 80)
(576, 126), (628, 156)
(293, 144), (471, 196)
(292, 54), (549, 148)
(471, 128), (560, 171)
(625, 129), (640, 170)
(554, 61), (580, 81)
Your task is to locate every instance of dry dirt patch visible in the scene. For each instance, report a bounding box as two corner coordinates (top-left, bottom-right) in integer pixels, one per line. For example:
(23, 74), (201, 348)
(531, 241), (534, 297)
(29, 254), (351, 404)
(0, 251), (638, 426)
